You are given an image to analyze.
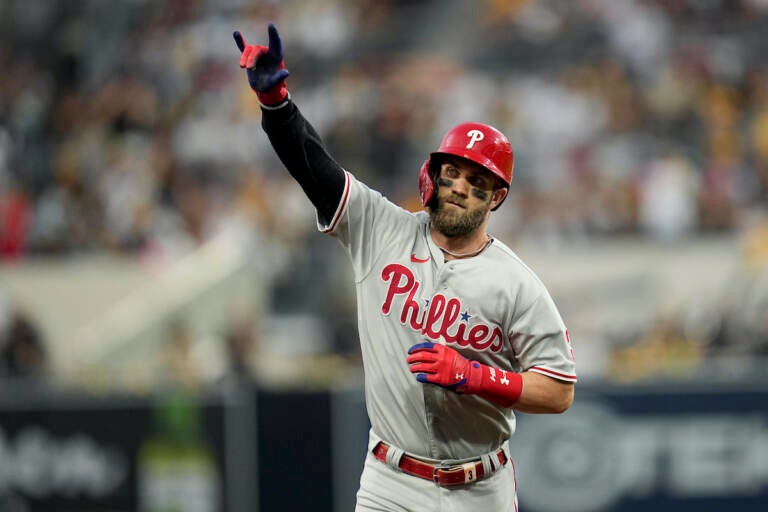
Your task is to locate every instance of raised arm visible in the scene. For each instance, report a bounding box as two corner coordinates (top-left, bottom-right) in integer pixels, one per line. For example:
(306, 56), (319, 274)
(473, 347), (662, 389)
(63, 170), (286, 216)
(233, 24), (346, 225)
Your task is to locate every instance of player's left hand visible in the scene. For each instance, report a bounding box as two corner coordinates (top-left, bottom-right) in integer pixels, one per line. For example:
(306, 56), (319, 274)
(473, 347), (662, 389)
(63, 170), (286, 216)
(233, 23), (290, 105)
(407, 342), (477, 391)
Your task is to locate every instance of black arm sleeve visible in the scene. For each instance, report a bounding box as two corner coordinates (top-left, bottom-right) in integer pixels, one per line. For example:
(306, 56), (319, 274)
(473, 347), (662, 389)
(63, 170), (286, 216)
(260, 100), (346, 226)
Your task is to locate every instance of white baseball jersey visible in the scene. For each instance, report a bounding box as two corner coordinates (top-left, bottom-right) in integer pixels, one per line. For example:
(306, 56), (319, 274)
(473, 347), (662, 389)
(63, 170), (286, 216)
(321, 172), (577, 461)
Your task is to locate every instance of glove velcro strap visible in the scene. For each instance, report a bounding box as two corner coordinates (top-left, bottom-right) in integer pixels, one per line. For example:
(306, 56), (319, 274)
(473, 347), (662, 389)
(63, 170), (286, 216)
(257, 87), (289, 107)
(466, 361), (523, 408)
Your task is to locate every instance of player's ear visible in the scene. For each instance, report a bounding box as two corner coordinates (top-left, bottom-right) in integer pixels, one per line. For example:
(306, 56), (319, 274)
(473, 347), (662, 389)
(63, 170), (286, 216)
(490, 187), (508, 210)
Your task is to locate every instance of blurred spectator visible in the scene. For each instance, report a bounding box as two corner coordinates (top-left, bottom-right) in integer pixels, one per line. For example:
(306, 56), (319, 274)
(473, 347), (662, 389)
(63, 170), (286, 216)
(0, 182), (31, 259)
(159, 320), (205, 391)
(214, 317), (261, 392)
(0, 309), (48, 380)
(639, 153), (700, 240)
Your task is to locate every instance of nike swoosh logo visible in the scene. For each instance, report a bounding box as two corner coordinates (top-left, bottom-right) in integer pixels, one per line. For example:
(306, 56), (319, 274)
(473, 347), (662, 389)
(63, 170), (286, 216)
(410, 254), (430, 263)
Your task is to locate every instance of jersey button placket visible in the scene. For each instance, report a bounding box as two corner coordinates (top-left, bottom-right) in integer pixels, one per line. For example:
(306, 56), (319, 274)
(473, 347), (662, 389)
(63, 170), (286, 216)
(438, 264), (452, 291)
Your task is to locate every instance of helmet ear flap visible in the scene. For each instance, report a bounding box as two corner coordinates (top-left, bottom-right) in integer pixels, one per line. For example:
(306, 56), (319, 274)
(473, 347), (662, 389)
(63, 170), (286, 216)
(418, 159), (435, 208)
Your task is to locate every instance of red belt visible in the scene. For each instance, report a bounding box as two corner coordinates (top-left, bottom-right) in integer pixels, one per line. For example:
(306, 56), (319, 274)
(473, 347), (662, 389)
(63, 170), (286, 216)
(373, 441), (506, 487)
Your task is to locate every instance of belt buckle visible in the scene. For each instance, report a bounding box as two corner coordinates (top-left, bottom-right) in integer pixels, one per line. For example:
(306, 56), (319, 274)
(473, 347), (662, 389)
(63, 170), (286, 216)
(433, 462), (466, 486)
(432, 462), (453, 484)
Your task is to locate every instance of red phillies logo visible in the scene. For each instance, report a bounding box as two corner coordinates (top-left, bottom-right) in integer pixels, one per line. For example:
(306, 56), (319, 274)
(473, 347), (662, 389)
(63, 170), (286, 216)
(381, 263), (503, 352)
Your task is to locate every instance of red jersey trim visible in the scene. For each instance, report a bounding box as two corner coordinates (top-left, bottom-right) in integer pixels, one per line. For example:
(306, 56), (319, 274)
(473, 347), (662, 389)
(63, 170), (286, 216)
(530, 366), (578, 383)
(322, 171), (351, 234)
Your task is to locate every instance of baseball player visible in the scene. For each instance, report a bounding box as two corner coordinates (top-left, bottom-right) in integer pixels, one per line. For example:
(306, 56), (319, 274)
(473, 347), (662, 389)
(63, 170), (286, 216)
(234, 24), (577, 511)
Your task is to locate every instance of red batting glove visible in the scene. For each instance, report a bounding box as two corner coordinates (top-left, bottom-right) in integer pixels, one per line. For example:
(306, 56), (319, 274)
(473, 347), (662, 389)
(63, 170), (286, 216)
(407, 341), (475, 390)
(406, 342), (523, 407)
(233, 24), (290, 106)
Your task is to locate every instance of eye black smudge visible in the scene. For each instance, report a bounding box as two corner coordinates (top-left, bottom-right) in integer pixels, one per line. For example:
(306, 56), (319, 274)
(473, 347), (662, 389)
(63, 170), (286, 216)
(471, 188), (488, 200)
(436, 177), (453, 188)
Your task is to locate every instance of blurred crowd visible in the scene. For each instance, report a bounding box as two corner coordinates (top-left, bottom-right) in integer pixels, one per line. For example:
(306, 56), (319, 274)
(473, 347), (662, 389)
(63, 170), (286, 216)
(1, 0), (767, 386)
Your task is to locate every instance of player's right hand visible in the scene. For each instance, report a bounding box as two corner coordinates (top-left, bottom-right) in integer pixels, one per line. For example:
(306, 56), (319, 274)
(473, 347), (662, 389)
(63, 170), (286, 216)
(407, 342), (476, 391)
(233, 24), (290, 105)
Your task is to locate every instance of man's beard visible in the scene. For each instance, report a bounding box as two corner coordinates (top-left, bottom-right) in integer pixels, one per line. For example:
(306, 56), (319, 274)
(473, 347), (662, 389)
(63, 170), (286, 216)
(430, 196), (489, 237)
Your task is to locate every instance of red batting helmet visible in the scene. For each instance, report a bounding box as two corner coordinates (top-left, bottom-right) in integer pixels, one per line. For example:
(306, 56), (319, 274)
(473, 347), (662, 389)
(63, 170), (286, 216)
(419, 122), (514, 210)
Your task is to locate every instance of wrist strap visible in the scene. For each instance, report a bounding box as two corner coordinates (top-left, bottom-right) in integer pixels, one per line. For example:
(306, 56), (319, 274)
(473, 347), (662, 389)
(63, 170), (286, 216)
(467, 361), (523, 408)
(257, 84), (289, 107)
